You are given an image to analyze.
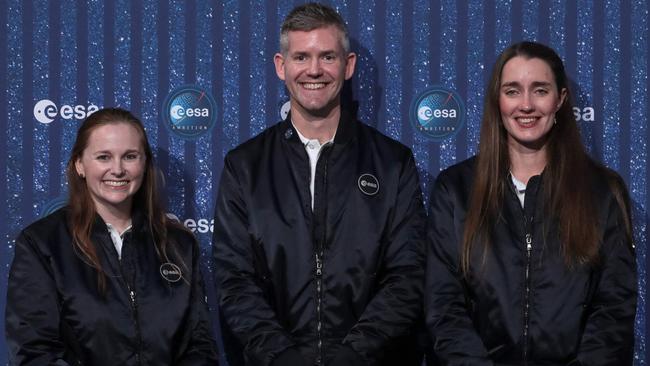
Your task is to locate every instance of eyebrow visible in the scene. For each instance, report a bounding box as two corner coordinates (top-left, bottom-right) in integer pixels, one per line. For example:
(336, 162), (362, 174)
(501, 81), (553, 88)
(91, 149), (141, 155)
(290, 50), (338, 56)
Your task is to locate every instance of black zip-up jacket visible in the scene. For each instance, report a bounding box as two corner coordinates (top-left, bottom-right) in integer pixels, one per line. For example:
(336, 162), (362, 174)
(213, 112), (426, 366)
(426, 157), (637, 366)
(5, 207), (219, 366)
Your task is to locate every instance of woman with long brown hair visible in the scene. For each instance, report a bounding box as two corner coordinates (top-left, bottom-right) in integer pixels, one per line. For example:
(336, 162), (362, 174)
(6, 108), (218, 365)
(426, 42), (636, 365)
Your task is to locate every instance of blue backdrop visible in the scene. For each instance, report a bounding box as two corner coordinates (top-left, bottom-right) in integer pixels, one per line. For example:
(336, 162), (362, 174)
(0, 0), (647, 364)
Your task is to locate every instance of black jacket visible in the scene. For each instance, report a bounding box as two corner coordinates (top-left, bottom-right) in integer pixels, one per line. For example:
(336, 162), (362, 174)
(426, 157), (637, 366)
(5, 207), (218, 366)
(213, 113), (426, 366)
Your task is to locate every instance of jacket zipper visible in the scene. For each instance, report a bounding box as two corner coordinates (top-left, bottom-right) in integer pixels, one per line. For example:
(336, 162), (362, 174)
(119, 237), (144, 366)
(127, 284), (144, 366)
(315, 251), (324, 365)
(313, 146), (330, 366)
(522, 221), (533, 365)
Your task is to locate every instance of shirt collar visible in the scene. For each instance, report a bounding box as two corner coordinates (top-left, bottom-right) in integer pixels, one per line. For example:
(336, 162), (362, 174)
(291, 119), (336, 147)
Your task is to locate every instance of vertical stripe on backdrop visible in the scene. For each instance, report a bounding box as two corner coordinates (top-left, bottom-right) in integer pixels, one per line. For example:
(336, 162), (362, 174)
(223, 1), (240, 153)
(384, 1), (403, 141)
(141, 0), (160, 147)
(576, 0), (595, 153)
(630, 1), (648, 363)
(602, 0), (621, 170)
(411, 0), (431, 198)
(167, 0), (187, 217)
(58, 1), (78, 191)
(465, 0), (484, 157)
(439, 0), (458, 171)
(248, 0), (267, 138)
(32, 0), (50, 216)
(194, 1), (216, 225)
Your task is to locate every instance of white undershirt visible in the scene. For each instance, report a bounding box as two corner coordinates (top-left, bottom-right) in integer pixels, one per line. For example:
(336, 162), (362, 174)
(510, 173), (527, 208)
(106, 223), (132, 260)
(292, 123), (336, 210)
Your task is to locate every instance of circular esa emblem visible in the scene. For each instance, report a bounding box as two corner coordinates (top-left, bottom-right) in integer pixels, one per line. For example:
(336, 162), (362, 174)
(162, 85), (217, 139)
(160, 262), (182, 283)
(358, 174), (379, 196)
(280, 100), (291, 120)
(40, 196), (68, 217)
(410, 86), (465, 140)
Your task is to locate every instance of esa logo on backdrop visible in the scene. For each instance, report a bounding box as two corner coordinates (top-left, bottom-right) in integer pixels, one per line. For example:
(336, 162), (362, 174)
(33, 99), (99, 124)
(167, 213), (214, 234)
(280, 101), (291, 120)
(410, 86), (465, 140)
(40, 196), (68, 217)
(162, 85), (217, 139)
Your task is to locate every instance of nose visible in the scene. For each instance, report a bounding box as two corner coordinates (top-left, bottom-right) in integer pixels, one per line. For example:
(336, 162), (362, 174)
(519, 92), (533, 112)
(306, 58), (323, 77)
(111, 159), (125, 176)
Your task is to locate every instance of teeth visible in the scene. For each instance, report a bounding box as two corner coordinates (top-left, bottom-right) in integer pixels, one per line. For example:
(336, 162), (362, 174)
(303, 83), (325, 90)
(104, 181), (128, 187)
(518, 117), (536, 124)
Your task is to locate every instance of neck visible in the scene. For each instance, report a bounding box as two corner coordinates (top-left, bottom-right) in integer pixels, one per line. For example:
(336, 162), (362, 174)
(509, 145), (547, 185)
(290, 104), (341, 144)
(95, 204), (132, 233)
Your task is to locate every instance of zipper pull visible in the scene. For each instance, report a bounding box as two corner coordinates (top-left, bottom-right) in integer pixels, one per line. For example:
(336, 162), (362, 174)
(525, 233), (532, 251)
(315, 254), (323, 276)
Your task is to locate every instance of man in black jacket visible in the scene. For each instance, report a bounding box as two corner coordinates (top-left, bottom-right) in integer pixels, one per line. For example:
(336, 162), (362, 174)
(212, 3), (426, 365)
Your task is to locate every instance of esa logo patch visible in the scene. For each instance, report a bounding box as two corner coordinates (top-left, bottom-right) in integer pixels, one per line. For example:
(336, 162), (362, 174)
(358, 174), (379, 196)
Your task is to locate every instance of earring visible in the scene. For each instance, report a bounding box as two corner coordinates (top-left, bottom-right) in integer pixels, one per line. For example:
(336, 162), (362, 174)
(79, 173), (85, 179)
(554, 117), (557, 125)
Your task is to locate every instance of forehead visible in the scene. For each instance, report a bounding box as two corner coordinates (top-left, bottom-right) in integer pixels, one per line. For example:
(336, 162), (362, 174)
(501, 56), (555, 84)
(85, 122), (143, 150)
(285, 25), (344, 52)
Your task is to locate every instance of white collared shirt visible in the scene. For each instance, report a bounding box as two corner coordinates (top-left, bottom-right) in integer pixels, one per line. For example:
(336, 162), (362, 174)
(106, 223), (133, 260)
(292, 123), (336, 210)
(510, 173), (527, 208)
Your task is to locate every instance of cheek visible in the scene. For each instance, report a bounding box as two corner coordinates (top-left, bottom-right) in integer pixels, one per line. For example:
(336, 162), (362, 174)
(498, 97), (513, 115)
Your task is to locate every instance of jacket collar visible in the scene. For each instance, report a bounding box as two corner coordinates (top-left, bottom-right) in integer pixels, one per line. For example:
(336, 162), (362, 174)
(279, 109), (357, 147)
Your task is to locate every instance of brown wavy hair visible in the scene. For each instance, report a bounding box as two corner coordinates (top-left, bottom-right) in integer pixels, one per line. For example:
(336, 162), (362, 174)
(66, 108), (183, 290)
(461, 41), (632, 275)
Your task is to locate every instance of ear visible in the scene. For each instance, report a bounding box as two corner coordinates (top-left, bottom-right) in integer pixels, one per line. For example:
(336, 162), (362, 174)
(75, 158), (85, 177)
(274, 53), (286, 81)
(557, 87), (567, 111)
(344, 52), (357, 80)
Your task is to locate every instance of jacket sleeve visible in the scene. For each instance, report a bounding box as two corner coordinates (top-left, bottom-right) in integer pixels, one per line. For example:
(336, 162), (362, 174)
(5, 231), (72, 366)
(425, 173), (494, 366)
(212, 154), (295, 366)
(176, 238), (220, 365)
(575, 195), (637, 365)
(342, 151), (427, 362)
